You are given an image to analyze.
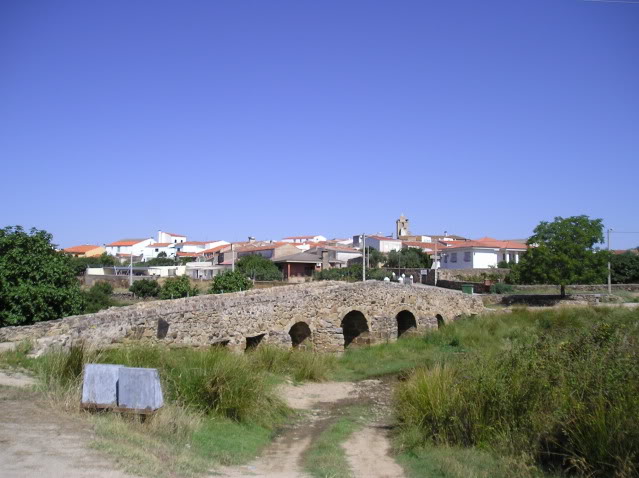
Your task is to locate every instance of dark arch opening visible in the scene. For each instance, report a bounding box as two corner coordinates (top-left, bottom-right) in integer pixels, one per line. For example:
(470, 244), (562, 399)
(341, 311), (370, 348)
(396, 310), (417, 337)
(245, 333), (266, 351)
(436, 314), (445, 329)
(289, 322), (312, 348)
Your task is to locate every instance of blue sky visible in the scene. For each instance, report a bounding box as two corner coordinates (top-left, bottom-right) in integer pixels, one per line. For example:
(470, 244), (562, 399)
(1, 1), (638, 249)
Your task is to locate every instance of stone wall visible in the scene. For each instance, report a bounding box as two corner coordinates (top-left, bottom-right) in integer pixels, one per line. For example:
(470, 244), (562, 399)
(0, 281), (484, 354)
(422, 268), (510, 285)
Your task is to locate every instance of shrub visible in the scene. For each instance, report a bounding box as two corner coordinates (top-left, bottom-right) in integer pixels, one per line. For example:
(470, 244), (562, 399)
(236, 255), (282, 281)
(209, 271), (253, 294)
(489, 283), (514, 294)
(83, 281), (116, 313)
(395, 313), (639, 477)
(159, 276), (199, 300)
(130, 279), (161, 298)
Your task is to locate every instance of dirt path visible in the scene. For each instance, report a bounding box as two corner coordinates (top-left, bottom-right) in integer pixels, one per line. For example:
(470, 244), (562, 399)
(216, 379), (405, 478)
(0, 384), (136, 478)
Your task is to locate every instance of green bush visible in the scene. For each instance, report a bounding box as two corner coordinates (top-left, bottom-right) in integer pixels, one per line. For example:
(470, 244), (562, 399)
(395, 310), (639, 477)
(489, 283), (514, 294)
(159, 276), (199, 300)
(129, 279), (161, 298)
(236, 255), (282, 281)
(209, 271), (253, 294)
(82, 281), (116, 313)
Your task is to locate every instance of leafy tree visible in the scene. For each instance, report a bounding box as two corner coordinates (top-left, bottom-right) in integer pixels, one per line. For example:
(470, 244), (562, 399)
(0, 226), (85, 326)
(83, 281), (116, 313)
(385, 248), (433, 269)
(364, 247), (386, 268)
(209, 271), (253, 294)
(611, 252), (639, 284)
(236, 255), (282, 281)
(157, 251), (167, 258)
(509, 216), (608, 296)
(69, 253), (117, 276)
(314, 265), (393, 282)
(159, 276), (199, 299)
(129, 279), (161, 298)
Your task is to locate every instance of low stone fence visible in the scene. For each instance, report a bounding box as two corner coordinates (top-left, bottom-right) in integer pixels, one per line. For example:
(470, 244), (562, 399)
(513, 284), (639, 292)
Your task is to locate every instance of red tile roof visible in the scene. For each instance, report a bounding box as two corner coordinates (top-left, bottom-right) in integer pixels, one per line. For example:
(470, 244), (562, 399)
(107, 239), (149, 247)
(237, 243), (290, 252)
(64, 245), (102, 253)
(162, 232), (186, 237)
(146, 243), (171, 248)
(177, 252), (199, 257)
(442, 238), (528, 250)
(200, 244), (231, 255)
(368, 235), (401, 242)
(180, 241), (211, 246)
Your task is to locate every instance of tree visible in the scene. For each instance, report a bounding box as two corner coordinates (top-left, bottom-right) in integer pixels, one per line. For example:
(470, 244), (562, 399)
(364, 247), (386, 268)
(236, 255), (282, 281)
(138, 257), (178, 267)
(610, 252), (639, 284)
(129, 279), (161, 298)
(69, 253), (117, 276)
(209, 271), (253, 294)
(0, 226), (85, 326)
(159, 276), (199, 300)
(509, 216), (608, 296)
(385, 248), (433, 269)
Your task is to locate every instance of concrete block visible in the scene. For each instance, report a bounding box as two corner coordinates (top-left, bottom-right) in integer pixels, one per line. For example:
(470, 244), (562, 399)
(117, 367), (164, 411)
(81, 364), (122, 407)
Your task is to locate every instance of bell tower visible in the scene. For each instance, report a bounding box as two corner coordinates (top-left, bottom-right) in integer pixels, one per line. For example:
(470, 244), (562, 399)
(396, 214), (410, 238)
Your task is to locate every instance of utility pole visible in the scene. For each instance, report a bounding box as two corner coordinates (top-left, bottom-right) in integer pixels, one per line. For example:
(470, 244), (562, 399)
(231, 244), (235, 272)
(434, 240), (438, 286)
(607, 228), (612, 295)
(362, 234), (366, 282)
(129, 249), (133, 287)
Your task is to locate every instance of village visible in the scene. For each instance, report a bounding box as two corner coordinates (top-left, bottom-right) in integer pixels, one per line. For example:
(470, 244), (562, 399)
(61, 215), (530, 283)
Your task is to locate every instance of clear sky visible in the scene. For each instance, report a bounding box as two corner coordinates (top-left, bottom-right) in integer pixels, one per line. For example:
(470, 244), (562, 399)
(1, 0), (638, 249)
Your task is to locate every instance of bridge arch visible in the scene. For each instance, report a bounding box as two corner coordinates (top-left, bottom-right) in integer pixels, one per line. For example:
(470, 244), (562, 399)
(396, 310), (417, 337)
(289, 322), (312, 348)
(341, 310), (370, 348)
(436, 314), (445, 328)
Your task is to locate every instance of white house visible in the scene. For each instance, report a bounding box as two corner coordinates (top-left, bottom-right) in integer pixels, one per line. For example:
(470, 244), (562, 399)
(157, 231), (187, 244)
(105, 238), (155, 260)
(439, 238), (527, 270)
(142, 243), (177, 261)
(364, 235), (403, 253)
(174, 240), (230, 255)
(281, 235), (327, 244)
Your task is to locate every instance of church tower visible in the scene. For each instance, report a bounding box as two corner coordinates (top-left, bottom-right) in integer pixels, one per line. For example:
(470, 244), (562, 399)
(396, 214), (410, 238)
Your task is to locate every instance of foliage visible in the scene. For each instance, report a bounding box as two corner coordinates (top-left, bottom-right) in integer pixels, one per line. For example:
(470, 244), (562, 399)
(386, 248), (433, 269)
(236, 255), (282, 281)
(364, 247), (386, 268)
(0, 226), (85, 326)
(611, 251), (639, 284)
(314, 265), (393, 282)
(489, 283), (514, 294)
(394, 307), (639, 478)
(209, 271), (253, 294)
(129, 279), (161, 298)
(159, 276), (199, 299)
(137, 257), (178, 267)
(508, 215), (608, 295)
(497, 260), (515, 269)
(69, 253), (117, 276)
(82, 281), (116, 313)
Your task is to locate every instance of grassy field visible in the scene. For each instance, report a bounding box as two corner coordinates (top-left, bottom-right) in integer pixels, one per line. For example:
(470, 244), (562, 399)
(2, 306), (638, 477)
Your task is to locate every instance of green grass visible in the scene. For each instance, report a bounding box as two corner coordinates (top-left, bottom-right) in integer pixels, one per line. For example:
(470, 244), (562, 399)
(393, 307), (639, 478)
(0, 343), (338, 477)
(303, 406), (368, 478)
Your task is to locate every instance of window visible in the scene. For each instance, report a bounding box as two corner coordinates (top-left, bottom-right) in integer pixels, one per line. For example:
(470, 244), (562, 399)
(444, 255), (448, 263)
(451, 253), (457, 263)
(464, 251), (471, 262)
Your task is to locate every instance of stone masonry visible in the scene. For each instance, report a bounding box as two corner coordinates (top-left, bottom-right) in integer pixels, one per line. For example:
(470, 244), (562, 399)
(0, 281), (484, 354)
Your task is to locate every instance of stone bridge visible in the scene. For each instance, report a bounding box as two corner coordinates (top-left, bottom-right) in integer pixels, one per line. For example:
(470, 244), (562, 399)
(0, 281), (484, 353)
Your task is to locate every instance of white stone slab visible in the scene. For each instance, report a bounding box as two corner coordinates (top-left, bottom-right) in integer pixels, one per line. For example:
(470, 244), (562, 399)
(117, 367), (163, 411)
(81, 364), (122, 407)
